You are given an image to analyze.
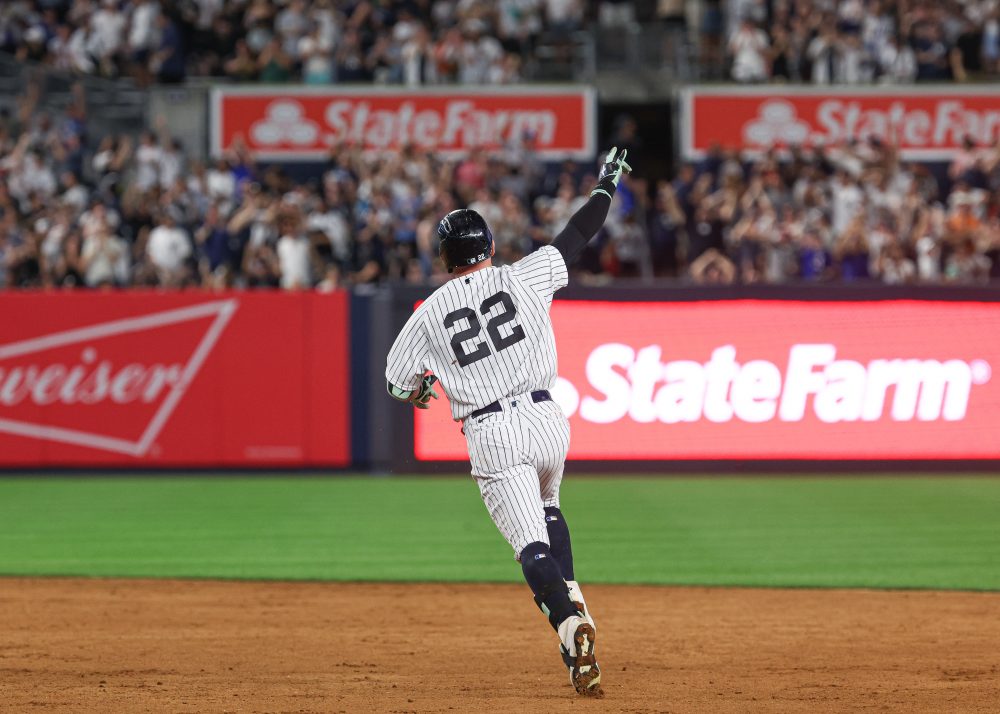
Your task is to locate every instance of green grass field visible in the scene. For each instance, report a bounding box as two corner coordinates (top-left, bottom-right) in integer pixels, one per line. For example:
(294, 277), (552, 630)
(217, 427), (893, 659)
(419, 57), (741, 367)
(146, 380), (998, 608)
(0, 476), (998, 590)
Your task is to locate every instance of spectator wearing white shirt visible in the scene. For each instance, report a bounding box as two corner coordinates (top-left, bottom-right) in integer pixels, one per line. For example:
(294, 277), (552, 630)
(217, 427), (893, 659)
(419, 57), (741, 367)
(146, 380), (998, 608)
(837, 0), (865, 34)
(79, 202), (122, 241)
(128, 0), (159, 55)
(13, 149), (58, 201)
(133, 131), (162, 192)
(159, 138), (183, 189)
(728, 17), (770, 82)
(276, 0), (309, 58)
(206, 157), (236, 204)
(311, 0), (340, 51)
(807, 23), (840, 84)
(49, 24), (94, 74)
(545, 0), (584, 31)
(829, 170), (865, 236)
(276, 214), (313, 290)
(146, 212), (192, 285)
(81, 221), (130, 287)
(193, 0), (224, 32)
(915, 233), (942, 282)
(306, 203), (350, 263)
(838, 34), (873, 84)
(128, 0), (159, 83)
(59, 171), (89, 212)
(90, 0), (126, 73)
(877, 34), (917, 83)
(459, 21), (504, 85)
(862, 0), (894, 56)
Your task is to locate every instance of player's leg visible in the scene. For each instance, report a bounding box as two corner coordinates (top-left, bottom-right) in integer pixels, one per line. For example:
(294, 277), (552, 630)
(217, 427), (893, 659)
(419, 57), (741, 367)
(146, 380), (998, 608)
(530, 400), (584, 607)
(525, 398), (603, 697)
(466, 410), (601, 688)
(475, 463), (600, 696)
(464, 410), (574, 598)
(473, 462), (578, 627)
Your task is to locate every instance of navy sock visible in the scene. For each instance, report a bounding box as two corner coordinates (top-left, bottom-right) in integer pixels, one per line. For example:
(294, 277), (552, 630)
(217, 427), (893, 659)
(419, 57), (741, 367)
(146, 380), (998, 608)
(543, 506), (575, 581)
(520, 541), (577, 629)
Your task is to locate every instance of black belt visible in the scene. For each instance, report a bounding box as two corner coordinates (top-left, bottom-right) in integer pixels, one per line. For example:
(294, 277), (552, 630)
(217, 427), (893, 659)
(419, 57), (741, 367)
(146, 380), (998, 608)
(469, 390), (552, 420)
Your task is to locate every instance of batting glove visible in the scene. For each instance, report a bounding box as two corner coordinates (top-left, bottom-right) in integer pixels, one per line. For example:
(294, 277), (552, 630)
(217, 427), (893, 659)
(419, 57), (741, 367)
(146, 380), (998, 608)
(412, 375), (439, 410)
(591, 146), (633, 199)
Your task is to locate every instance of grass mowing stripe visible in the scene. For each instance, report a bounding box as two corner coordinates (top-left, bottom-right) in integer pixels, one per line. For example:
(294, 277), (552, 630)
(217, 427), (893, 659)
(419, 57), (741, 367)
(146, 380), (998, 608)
(0, 476), (997, 589)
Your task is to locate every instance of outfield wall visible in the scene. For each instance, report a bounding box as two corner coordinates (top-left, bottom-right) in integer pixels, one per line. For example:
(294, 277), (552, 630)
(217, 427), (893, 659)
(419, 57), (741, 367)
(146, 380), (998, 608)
(0, 291), (351, 468)
(1, 287), (999, 471)
(369, 285), (1000, 473)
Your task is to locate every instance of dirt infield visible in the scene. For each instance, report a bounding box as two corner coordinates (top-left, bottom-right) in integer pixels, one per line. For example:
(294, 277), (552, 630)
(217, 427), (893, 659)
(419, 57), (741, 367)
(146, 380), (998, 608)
(1, 579), (998, 713)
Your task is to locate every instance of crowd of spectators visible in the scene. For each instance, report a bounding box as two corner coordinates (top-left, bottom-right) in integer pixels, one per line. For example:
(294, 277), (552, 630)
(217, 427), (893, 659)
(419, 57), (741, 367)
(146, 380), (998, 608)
(0, 0), (595, 86)
(1, 82), (998, 290)
(727, 0), (1000, 83)
(6, 0), (1000, 88)
(661, 137), (1000, 285)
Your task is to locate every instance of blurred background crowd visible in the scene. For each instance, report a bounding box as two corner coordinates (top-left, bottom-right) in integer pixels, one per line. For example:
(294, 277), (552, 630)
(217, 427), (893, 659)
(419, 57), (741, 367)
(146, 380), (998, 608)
(3, 83), (998, 290)
(725, 0), (1000, 83)
(3, 0), (1000, 86)
(0, 0), (587, 85)
(0, 0), (998, 289)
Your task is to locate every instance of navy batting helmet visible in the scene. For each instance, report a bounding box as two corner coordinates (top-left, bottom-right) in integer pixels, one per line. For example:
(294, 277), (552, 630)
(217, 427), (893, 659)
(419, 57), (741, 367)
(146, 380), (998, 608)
(438, 209), (493, 273)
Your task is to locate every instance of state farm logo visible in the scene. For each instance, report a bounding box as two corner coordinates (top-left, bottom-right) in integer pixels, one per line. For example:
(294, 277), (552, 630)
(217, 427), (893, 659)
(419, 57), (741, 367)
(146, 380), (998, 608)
(0, 300), (237, 456)
(552, 343), (990, 425)
(251, 100), (320, 146)
(743, 100), (811, 146)
(246, 98), (558, 150)
(323, 99), (558, 149)
(718, 95), (1000, 153)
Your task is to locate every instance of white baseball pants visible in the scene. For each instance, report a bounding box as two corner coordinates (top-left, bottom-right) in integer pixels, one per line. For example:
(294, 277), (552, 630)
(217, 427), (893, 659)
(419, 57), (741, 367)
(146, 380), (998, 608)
(463, 393), (571, 556)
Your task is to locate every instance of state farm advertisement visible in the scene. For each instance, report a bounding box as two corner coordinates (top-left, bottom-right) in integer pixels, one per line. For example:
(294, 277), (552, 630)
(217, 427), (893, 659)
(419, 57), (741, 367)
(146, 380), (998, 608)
(680, 87), (1000, 160)
(415, 300), (1000, 461)
(0, 292), (350, 467)
(212, 87), (595, 160)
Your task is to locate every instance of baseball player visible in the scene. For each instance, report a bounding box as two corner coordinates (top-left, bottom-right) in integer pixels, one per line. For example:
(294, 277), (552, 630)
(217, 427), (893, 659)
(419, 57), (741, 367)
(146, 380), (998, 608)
(385, 148), (632, 698)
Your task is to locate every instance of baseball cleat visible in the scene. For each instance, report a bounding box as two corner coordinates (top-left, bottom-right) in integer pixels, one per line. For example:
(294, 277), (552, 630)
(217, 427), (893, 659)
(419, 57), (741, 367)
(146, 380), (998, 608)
(558, 616), (603, 697)
(570, 621), (603, 697)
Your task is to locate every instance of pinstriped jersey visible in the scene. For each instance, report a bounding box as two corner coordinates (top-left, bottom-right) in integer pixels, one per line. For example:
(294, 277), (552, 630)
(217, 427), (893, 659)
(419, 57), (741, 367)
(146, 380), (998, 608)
(386, 245), (569, 420)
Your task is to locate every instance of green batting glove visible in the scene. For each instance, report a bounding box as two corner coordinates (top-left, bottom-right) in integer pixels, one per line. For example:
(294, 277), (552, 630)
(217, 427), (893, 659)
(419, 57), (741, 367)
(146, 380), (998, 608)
(591, 146), (633, 199)
(412, 375), (439, 409)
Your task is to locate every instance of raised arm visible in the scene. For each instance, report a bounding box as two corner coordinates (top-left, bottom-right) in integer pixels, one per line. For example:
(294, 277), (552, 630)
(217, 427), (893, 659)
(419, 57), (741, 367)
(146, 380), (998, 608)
(551, 147), (632, 266)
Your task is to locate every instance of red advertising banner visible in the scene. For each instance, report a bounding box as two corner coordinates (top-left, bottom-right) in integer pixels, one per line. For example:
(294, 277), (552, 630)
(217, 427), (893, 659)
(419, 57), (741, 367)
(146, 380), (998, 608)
(680, 87), (1000, 160)
(415, 300), (1000, 461)
(0, 292), (350, 467)
(211, 87), (596, 160)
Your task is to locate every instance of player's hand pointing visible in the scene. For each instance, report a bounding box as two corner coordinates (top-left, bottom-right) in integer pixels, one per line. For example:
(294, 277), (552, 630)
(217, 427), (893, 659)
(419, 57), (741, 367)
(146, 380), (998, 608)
(591, 147), (633, 199)
(413, 375), (439, 409)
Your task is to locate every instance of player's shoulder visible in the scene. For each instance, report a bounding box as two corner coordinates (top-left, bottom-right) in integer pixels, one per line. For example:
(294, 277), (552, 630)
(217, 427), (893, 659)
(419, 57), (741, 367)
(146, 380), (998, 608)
(511, 245), (564, 276)
(414, 279), (462, 314)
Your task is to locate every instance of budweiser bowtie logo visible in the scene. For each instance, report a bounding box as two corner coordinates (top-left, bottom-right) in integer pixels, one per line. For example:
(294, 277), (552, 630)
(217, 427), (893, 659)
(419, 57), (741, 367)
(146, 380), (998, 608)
(0, 300), (237, 456)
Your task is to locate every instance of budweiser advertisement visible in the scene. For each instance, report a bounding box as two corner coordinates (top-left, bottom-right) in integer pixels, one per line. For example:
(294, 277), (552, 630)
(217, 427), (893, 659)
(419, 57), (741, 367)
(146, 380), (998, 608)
(680, 87), (1000, 160)
(211, 86), (596, 160)
(415, 300), (1000, 461)
(0, 292), (350, 467)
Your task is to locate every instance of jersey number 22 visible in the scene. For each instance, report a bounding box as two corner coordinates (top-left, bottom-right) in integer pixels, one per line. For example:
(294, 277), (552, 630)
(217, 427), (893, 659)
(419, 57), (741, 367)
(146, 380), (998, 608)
(443, 291), (526, 367)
